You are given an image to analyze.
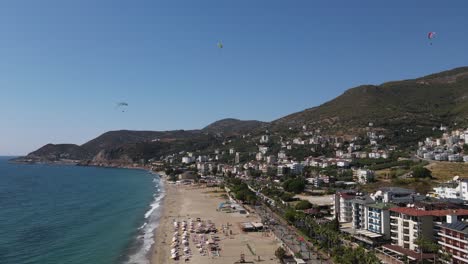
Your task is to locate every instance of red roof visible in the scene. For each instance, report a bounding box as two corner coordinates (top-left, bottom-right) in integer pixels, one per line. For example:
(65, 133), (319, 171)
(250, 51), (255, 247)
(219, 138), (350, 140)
(390, 207), (468, 217)
(383, 244), (435, 260)
(338, 192), (355, 199)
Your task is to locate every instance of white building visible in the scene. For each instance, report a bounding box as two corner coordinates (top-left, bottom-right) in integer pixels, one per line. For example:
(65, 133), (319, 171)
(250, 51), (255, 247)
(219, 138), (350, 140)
(197, 155), (208, 162)
(389, 207), (434, 252)
(333, 192), (356, 223)
(288, 162), (304, 174)
(337, 160), (350, 167)
(182, 156), (195, 164)
(435, 153), (449, 161)
(258, 146), (268, 154)
(448, 154), (463, 162)
(278, 151), (287, 160)
(260, 135), (269, 143)
(255, 152), (264, 161)
(266, 155), (276, 164)
(433, 179), (468, 201)
(355, 169), (375, 184)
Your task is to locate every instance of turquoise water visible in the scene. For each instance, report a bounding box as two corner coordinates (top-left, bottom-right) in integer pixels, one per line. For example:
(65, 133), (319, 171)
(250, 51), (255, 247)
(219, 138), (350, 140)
(0, 157), (162, 264)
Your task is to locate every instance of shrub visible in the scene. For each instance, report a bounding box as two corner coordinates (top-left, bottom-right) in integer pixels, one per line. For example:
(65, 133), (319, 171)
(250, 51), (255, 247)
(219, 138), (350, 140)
(295, 200), (313, 210)
(412, 166), (432, 178)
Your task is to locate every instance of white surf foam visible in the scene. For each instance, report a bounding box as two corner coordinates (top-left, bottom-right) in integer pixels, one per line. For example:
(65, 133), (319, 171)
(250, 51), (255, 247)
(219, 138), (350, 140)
(125, 175), (165, 264)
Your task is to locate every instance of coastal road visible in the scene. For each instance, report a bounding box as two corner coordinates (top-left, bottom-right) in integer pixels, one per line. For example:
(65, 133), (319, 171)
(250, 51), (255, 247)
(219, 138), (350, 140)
(254, 205), (331, 264)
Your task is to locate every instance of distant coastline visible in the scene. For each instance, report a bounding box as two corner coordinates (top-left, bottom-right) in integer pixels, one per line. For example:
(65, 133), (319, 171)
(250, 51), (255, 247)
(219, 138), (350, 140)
(10, 156), (157, 172)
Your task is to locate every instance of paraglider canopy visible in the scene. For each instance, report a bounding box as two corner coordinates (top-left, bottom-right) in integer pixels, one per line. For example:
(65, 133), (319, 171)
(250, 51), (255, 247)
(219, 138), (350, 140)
(428, 32), (436, 45)
(217, 41), (223, 49)
(116, 102), (128, 112)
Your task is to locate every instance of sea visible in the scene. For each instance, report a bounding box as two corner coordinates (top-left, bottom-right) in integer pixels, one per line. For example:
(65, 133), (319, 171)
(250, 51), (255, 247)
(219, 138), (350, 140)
(0, 156), (164, 264)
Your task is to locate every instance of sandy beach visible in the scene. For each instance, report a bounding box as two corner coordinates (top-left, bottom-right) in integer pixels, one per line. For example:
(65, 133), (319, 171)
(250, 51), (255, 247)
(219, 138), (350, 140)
(150, 181), (280, 264)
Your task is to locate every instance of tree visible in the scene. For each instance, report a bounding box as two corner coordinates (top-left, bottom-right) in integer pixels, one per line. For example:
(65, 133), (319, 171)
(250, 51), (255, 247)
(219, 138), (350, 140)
(283, 178), (306, 194)
(168, 174), (177, 182)
(275, 247), (286, 260)
(165, 168), (174, 175)
(415, 237), (439, 253)
(329, 218), (340, 232)
(280, 192), (294, 202)
(267, 167), (277, 177)
(284, 208), (297, 222)
(412, 166), (432, 178)
(295, 200), (313, 210)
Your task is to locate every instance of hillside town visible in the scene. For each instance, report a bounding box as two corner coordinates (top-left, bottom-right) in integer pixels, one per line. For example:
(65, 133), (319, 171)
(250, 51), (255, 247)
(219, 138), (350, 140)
(149, 126), (468, 264)
(417, 127), (468, 162)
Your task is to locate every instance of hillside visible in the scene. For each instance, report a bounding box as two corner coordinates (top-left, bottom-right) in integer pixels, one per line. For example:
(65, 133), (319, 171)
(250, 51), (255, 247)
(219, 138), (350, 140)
(81, 129), (202, 155)
(202, 118), (266, 135)
(17, 66), (468, 164)
(273, 67), (468, 134)
(26, 144), (90, 161)
(17, 119), (260, 164)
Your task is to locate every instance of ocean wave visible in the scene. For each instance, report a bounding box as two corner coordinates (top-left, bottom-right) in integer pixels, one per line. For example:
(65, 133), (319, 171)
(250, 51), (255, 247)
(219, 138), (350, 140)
(124, 176), (165, 264)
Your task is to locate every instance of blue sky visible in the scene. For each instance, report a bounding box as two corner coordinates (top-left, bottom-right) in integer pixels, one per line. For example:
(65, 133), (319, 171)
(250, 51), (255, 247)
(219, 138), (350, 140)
(1, 0), (467, 155)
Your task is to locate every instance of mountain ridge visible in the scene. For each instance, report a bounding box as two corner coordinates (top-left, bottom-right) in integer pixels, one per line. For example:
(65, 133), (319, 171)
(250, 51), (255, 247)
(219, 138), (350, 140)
(17, 66), (468, 164)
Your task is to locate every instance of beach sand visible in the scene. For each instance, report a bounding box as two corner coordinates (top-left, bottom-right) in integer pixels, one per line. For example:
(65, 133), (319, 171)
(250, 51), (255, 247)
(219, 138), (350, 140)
(150, 182), (280, 264)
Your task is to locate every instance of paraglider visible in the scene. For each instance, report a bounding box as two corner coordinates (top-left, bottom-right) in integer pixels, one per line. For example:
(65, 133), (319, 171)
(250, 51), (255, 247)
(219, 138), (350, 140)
(217, 41), (223, 49)
(428, 32), (436, 45)
(116, 102), (128, 112)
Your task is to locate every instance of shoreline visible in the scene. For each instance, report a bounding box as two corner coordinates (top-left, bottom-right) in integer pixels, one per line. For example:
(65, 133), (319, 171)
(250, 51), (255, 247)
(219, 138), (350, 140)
(122, 171), (166, 264)
(149, 174), (177, 264)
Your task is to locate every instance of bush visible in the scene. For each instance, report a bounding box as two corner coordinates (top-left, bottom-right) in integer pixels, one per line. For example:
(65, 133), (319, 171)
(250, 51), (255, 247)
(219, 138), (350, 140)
(284, 208), (297, 222)
(280, 192), (295, 202)
(412, 166), (432, 178)
(283, 178), (306, 194)
(295, 200), (313, 210)
(275, 247), (286, 260)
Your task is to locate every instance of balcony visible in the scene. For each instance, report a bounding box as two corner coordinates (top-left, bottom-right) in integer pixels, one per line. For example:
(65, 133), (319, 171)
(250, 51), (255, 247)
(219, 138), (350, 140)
(438, 240), (468, 254)
(438, 232), (468, 244)
(453, 254), (468, 263)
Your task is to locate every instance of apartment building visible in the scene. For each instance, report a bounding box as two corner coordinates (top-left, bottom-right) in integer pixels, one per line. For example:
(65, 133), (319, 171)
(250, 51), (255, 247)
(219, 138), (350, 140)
(367, 203), (392, 239)
(332, 191), (356, 223)
(386, 207), (468, 263)
(438, 220), (468, 264)
(389, 207), (434, 252)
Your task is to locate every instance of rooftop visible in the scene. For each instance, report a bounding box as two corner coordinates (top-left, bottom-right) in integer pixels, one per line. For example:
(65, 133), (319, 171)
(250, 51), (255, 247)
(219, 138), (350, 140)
(382, 244), (435, 261)
(350, 196), (375, 205)
(390, 207), (468, 217)
(368, 203), (395, 210)
(442, 221), (468, 234)
(378, 187), (414, 194)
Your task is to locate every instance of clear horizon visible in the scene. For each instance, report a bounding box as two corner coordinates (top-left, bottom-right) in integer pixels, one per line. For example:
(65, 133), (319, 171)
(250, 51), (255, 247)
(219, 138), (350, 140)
(1, 0), (468, 155)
